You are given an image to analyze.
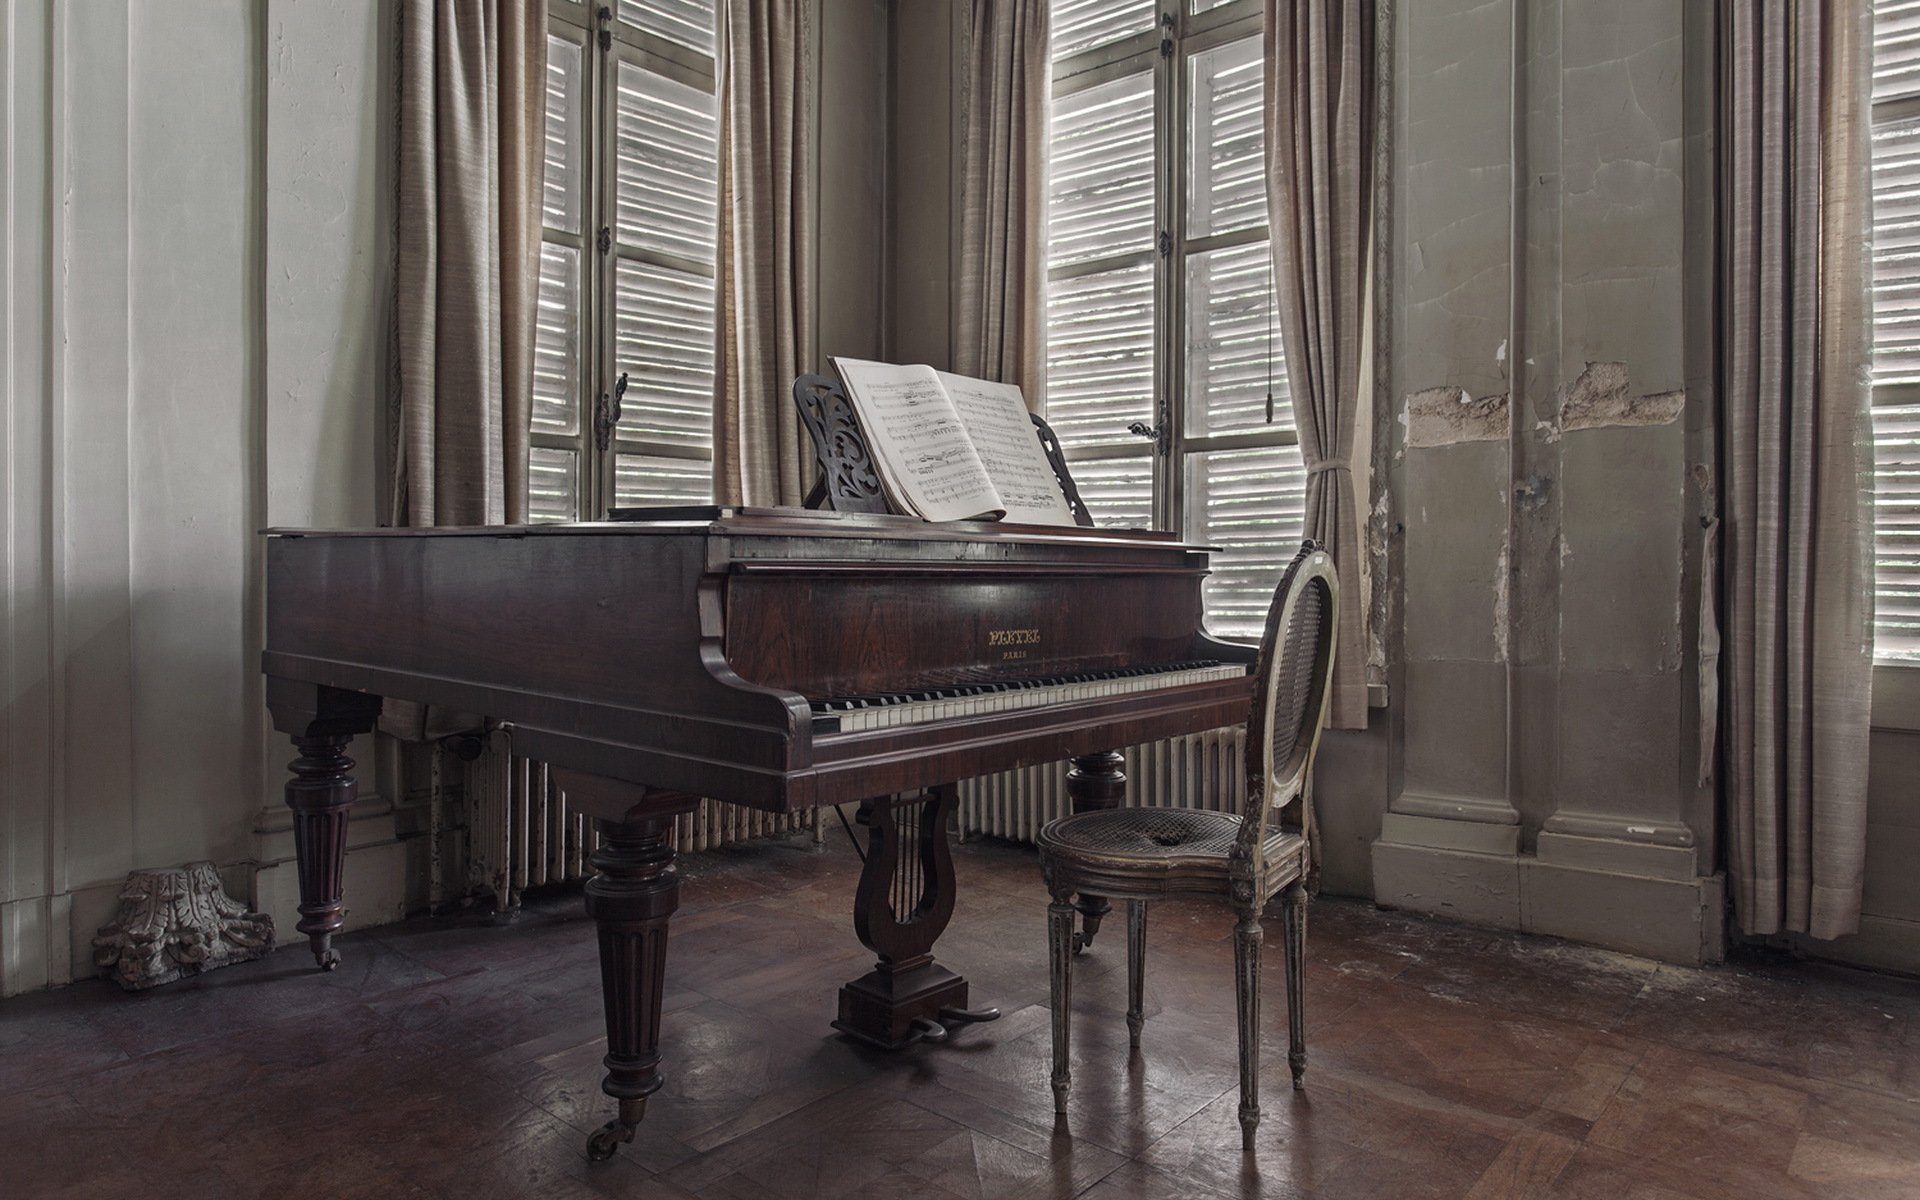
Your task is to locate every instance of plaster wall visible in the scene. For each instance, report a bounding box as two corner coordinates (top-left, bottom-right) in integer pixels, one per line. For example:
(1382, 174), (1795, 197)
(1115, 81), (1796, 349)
(0, 0), (401, 995)
(1371, 0), (1725, 963)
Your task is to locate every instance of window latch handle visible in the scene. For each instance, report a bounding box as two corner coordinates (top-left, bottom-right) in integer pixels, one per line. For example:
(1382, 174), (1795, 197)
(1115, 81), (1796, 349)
(1127, 419), (1170, 457)
(595, 371), (629, 453)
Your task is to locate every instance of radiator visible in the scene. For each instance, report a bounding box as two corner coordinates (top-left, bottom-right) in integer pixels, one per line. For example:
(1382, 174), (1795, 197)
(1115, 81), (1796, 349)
(467, 749), (815, 913)
(959, 728), (1248, 843)
(465, 729), (1244, 911)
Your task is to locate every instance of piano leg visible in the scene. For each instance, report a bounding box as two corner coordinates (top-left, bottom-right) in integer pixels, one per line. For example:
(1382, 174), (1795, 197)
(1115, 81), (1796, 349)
(574, 790), (699, 1162)
(1066, 750), (1126, 953)
(269, 681), (381, 971)
(835, 784), (999, 1049)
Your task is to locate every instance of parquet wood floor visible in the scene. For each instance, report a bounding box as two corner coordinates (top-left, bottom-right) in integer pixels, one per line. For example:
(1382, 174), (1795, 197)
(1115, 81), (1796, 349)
(4, 833), (1918, 1199)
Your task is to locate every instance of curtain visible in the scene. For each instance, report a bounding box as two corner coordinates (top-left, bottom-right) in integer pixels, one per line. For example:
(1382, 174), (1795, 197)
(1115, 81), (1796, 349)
(1720, 0), (1874, 940)
(1264, 0), (1373, 730)
(956, 0), (1049, 405)
(387, 1), (545, 757)
(715, 0), (817, 508)
(392, 0), (546, 528)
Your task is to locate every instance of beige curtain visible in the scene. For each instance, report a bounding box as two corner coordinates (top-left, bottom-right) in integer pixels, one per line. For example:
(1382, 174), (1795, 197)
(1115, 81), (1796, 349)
(1264, 0), (1373, 730)
(956, 0), (1049, 405)
(1720, 0), (1874, 940)
(392, 0), (546, 527)
(715, 0), (817, 508)
(388, 1), (545, 750)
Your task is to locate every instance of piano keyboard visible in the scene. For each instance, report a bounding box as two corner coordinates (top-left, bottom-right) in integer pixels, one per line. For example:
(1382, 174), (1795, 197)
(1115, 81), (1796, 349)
(809, 661), (1248, 734)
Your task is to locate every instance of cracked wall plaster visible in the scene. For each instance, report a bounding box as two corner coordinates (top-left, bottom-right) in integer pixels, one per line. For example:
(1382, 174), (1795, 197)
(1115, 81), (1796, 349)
(1406, 386), (1509, 448)
(1558, 361), (1685, 432)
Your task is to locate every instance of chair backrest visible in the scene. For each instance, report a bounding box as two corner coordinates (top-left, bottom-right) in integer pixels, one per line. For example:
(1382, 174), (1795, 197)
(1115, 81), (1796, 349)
(1236, 540), (1339, 882)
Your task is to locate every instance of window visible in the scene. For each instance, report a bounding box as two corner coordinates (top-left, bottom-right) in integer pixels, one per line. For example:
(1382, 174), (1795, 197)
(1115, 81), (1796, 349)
(1045, 0), (1306, 639)
(534, 0), (720, 521)
(1874, 1), (1920, 661)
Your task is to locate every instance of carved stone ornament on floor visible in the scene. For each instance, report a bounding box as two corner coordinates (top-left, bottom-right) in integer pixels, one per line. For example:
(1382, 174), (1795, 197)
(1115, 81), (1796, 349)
(92, 862), (275, 990)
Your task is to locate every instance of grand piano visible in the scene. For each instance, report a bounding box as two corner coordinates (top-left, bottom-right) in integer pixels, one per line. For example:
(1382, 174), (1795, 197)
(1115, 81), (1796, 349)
(262, 506), (1255, 1158)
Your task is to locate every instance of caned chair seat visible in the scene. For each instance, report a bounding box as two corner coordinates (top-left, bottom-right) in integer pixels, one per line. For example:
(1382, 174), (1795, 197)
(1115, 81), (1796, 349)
(1038, 808), (1304, 893)
(1037, 540), (1339, 1153)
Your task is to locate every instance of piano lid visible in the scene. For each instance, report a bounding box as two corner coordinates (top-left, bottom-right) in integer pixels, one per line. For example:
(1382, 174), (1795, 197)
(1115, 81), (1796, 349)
(266, 505), (1219, 554)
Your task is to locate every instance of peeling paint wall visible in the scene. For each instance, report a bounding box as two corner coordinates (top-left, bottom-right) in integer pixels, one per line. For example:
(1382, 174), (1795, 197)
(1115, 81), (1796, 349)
(1355, 0), (1722, 953)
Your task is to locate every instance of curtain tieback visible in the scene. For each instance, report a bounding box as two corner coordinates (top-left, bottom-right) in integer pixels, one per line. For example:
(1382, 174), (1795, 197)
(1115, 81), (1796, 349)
(1304, 461), (1349, 477)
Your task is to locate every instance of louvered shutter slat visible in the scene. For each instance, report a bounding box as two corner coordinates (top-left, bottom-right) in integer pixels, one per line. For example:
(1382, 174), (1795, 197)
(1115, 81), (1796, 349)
(1186, 240), (1290, 437)
(618, 0), (716, 57)
(614, 453), (714, 508)
(1050, 0), (1156, 62)
(1875, 404), (1920, 660)
(529, 447), (580, 523)
(543, 35), (582, 232)
(610, 37), (718, 487)
(1045, 262), (1156, 450)
(1188, 38), (1265, 238)
(532, 244), (581, 436)
(615, 62), (719, 262)
(1186, 446), (1309, 639)
(1876, 9), (1920, 659)
(1066, 456), (1155, 531)
(1874, 117), (1920, 385)
(1877, 0), (1920, 101)
(1048, 71), (1155, 267)
(615, 259), (715, 449)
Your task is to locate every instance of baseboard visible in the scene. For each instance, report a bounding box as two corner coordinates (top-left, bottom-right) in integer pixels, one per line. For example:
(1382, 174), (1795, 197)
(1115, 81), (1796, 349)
(1785, 913), (1920, 977)
(3, 794), (420, 994)
(0, 892), (73, 997)
(1371, 837), (1726, 966)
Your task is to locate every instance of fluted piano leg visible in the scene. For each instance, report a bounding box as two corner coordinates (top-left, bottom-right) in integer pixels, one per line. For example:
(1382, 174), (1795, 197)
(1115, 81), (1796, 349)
(285, 733), (359, 971)
(582, 810), (683, 1161)
(549, 771), (700, 1164)
(268, 681), (381, 972)
(1066, 750), (1125, 951)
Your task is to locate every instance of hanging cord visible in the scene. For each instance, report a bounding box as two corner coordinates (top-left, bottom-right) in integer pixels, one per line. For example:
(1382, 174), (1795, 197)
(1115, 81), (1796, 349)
(1264, 267), (1276, 424)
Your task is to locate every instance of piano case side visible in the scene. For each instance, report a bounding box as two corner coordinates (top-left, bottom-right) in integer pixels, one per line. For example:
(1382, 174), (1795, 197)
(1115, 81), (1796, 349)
(262, 528), (812, 809)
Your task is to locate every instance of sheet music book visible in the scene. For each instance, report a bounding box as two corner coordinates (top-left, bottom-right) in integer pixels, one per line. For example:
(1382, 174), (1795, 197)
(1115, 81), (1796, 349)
(830, 358), (1078, 526)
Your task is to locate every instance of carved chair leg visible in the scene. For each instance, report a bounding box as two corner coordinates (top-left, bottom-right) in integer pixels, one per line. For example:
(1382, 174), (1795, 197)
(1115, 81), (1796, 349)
(1282, 881), (1308, 1090)
(583, 812), (681, 1161)
(285, 733), (361, 970)
(1126, 900), (1147, 1051)
(1232, 906), (1263, 1151)
(1047, 893), (1077, 1116)
(1066, 751), (1125, 952)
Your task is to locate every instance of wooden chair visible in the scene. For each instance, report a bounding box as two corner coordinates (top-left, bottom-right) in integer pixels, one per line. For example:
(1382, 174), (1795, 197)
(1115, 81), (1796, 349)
(1037, 540), (1339, 1150)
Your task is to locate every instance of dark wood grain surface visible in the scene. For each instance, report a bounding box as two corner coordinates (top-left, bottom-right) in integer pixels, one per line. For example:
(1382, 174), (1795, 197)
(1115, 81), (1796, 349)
(7, 834), (1919, 1198)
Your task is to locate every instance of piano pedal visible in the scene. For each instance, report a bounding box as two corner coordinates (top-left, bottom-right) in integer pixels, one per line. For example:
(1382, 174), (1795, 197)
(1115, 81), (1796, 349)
(909, 1015), (950, 1044)
(936, 1005), (1001, 1026)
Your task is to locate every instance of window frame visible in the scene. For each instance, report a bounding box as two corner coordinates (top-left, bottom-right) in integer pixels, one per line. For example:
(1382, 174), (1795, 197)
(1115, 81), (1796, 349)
(541, 0), (720, 519)
(1874, 11), (1920, 675)
(1046, 0), (1299, 542)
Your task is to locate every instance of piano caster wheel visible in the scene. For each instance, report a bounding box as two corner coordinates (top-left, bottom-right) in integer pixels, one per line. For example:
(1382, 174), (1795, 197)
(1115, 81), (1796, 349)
(586, 1119), (636, 1162)
(937, 1005), (1001, 1026)
(1072, 930), (1092, 956)
(312, 945), (340, 972)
